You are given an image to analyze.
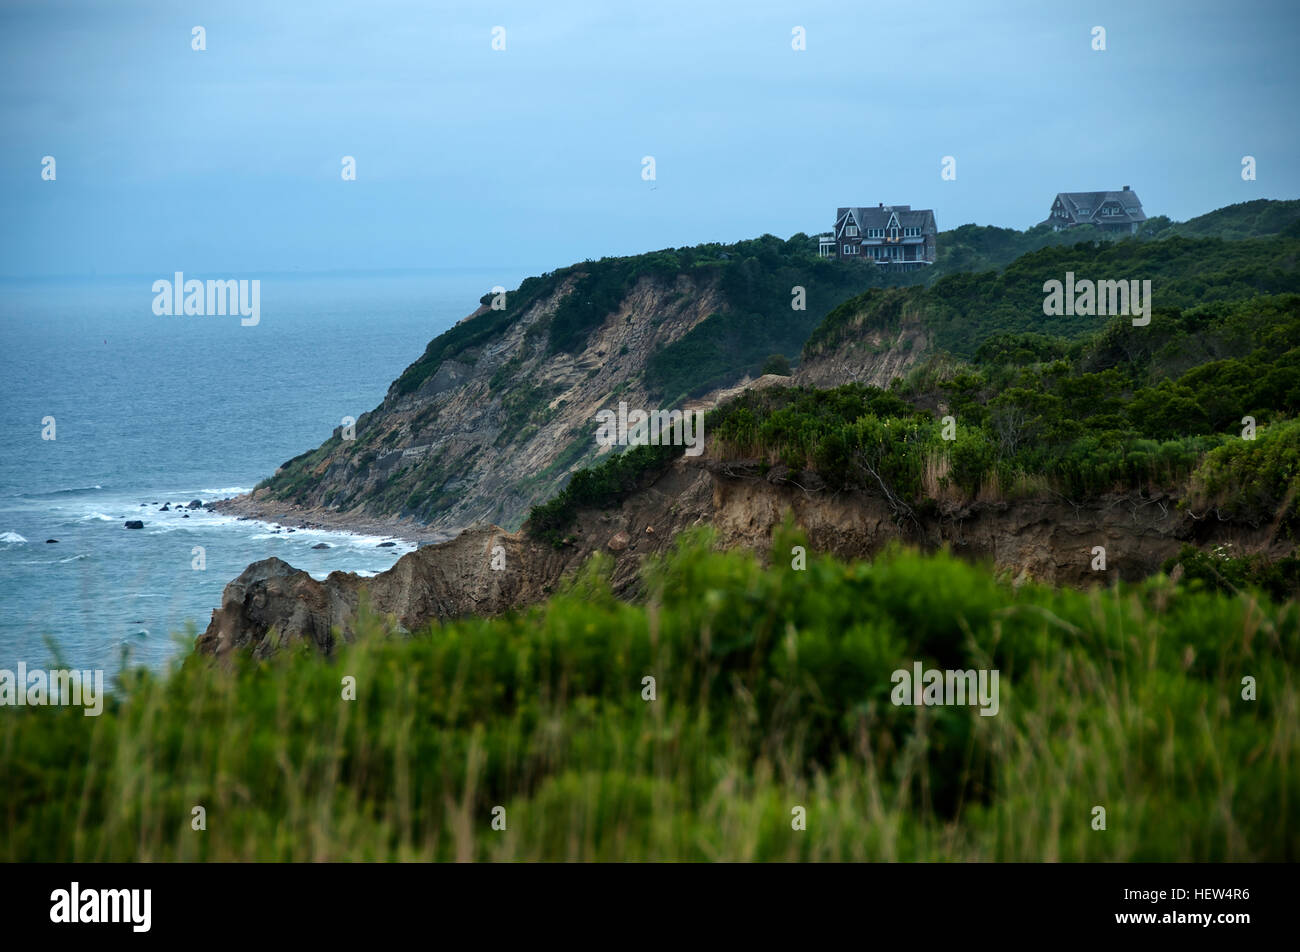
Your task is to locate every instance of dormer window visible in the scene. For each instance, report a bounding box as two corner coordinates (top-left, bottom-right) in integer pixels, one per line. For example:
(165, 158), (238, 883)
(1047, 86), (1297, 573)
(846, 224), (859, 237)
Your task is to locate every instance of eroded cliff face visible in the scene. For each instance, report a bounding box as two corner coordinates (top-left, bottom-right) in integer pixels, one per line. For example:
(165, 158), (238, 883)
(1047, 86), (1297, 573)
(198, 456), (1291, 658)
(796, 306), (929, 389)
(216, 272), (726, 535)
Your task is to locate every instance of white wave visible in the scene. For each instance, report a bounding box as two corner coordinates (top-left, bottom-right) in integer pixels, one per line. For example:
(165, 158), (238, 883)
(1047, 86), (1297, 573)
(0, 531), (28, 543)
(59, 553), (90, 563)
(19, 485), (104, 498)
(83, 512), (115, 521)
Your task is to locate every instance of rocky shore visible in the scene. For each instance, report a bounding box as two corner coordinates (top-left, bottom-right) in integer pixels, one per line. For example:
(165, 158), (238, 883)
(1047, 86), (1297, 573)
(210, 488), (459, 546)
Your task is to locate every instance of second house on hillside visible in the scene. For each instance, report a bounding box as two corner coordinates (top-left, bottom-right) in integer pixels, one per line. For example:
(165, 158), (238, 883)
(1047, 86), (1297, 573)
(1041, 186), (1147, 234)
(818, 204), (938, 268)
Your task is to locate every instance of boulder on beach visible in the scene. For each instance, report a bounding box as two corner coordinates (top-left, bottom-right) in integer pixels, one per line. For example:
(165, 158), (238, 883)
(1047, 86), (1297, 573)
(124, 520), (144, 530)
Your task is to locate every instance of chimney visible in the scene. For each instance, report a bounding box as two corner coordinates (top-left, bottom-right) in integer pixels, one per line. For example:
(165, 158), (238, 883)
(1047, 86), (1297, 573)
(878, 202), (883, 209)
(1122, 185), (1130, 191)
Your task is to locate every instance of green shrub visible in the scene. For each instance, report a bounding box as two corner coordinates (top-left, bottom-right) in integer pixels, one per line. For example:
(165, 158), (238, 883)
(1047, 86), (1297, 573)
(4, 532), (1296, 861)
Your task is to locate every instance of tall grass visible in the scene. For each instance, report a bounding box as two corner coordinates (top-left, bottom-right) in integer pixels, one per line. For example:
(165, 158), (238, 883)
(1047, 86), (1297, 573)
(2, 528), (1296, 861)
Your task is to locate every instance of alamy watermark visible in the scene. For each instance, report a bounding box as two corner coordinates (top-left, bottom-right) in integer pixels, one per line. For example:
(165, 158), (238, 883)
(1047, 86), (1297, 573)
(0, 664), (104, 716)
(50, 882), (151, 932)
(152, 272), (260, 326)
(1042, 272), (1150, 326)
(595, 401), (704, 457)
(891, 662), (999, 716)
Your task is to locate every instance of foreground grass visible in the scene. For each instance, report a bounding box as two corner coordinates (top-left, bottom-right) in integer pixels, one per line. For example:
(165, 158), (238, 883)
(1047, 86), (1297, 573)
(3, 528), (1297, 861)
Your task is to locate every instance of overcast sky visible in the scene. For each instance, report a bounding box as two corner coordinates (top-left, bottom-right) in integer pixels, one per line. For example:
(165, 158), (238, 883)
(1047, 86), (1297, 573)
(2, 0), (1297, 278)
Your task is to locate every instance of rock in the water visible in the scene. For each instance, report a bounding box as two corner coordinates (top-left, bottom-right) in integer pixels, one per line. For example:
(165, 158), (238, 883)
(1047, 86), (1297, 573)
(188, 499), (203, 509)
(182, 514), (189, 518)
(377, 541), (397, 548)
(160, 504), (170, 512)
(45, 539), (58, 544)
(124, 520), (144, 529)
(312, 543), (331, 549)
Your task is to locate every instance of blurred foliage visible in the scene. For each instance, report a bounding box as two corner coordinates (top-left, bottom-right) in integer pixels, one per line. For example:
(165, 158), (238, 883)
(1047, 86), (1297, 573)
(5, 531), (1296, 861)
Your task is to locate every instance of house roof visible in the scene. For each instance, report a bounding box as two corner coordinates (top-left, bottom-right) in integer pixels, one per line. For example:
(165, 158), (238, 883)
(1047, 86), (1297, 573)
(836, 205), (938, 233)
(1049, 189), (1147, 225)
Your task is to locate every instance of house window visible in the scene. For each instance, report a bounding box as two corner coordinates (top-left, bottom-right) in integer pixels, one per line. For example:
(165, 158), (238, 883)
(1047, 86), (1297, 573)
(846, 224), (858, 237)
(842, 244), (857, 255)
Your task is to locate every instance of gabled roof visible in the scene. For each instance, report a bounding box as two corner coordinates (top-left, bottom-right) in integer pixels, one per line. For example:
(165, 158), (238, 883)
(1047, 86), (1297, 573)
(1051, 189), (1147, 224)
(837, 205), (938, 234)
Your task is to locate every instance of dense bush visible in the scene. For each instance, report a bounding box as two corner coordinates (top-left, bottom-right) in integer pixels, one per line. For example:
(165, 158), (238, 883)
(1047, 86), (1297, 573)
(1186, 418), (1300, 526)
(1163, 543), (1300, 601)
(526, 441), (683, 545)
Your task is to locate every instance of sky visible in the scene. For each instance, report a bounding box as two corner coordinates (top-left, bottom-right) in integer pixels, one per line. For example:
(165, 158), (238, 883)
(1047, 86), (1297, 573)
(2, 0), (1298, 278)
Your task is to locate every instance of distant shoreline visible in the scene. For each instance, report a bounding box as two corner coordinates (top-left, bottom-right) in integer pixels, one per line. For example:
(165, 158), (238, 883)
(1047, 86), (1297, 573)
(210, 489), (459, 547)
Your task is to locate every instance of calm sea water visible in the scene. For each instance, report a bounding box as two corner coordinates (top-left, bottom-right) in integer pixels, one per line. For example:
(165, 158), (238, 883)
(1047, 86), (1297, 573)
(0, 270), (521, 673)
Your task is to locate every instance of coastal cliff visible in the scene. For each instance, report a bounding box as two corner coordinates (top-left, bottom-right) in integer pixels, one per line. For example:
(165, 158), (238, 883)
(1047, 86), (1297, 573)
(201, 202), (1300, 657)
(215, 236), (889, 534)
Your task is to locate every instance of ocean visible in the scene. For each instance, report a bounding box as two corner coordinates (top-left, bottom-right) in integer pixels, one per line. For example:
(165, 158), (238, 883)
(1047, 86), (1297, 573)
(0, 269), (521, 674)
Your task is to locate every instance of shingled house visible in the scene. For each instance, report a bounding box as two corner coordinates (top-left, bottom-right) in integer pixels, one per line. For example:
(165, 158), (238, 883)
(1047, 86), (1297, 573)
(1041, 186), (1147, 234)
(818, 204), (938, 268)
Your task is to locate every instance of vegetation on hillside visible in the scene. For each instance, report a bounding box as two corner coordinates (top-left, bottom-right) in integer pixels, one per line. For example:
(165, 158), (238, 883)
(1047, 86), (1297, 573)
(5, 531), (1295, 861)
(714, 294), (1300, 532)
(806, 234), (1300, 360)
(1140, 198), (1300, 241)
(530, 292), (1300, 549)
(640, 235), (886, 403)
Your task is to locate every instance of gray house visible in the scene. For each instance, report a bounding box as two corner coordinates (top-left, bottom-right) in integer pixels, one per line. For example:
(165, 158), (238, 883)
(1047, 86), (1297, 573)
(1042, 186), (1147, 234)
(818, 204), (938, 268)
